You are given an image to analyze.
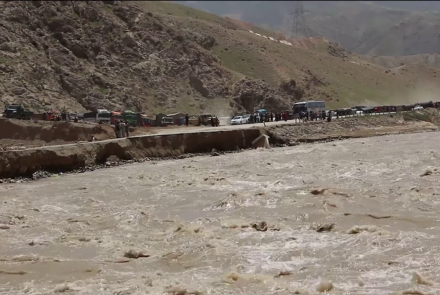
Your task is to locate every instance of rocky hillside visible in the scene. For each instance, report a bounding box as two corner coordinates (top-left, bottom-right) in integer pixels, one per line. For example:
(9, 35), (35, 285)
(0, 0), (336, 115)
(177, 1), (440, 56)
(0, 1), (439, 115)
(0, 1), (233, 114)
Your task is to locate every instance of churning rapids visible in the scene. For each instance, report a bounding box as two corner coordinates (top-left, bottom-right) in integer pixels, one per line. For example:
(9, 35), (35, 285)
(1, 132), (440, 295)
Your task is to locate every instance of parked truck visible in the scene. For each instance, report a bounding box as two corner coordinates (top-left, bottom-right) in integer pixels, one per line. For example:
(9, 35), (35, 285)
(122, 110), (138, 127)
(83, 108), (111, 124)
(3, 104), (33, 120)
(198, 114), (213, 126)
(110, 111), (123, 125)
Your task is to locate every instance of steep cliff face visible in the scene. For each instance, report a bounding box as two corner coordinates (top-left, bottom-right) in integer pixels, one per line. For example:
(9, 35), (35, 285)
(0, 1), (236, 113)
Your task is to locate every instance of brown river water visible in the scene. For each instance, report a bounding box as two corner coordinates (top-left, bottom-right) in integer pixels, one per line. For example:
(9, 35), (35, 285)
(1, 132), (440, 295)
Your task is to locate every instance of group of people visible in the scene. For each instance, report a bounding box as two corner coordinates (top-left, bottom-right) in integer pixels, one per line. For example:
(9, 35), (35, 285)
(249, 112), (290, 124)
(114, 120), (130, 138)
(249, 110), (332, 125)
(210, 115), (219, 127)
(298, 110), (332, 122)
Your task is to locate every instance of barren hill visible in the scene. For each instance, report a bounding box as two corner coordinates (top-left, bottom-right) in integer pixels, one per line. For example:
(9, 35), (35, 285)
(0, 1), (439, 115)
(178, 1), (440, 56)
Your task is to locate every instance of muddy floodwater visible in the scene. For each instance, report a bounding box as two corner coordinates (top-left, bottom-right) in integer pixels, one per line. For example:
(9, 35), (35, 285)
(1, 132), (440, 295)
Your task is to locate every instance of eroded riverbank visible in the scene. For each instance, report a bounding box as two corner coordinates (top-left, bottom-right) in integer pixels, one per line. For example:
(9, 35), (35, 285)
(0, 115), (437, 179)
(0, 132), (440, 294)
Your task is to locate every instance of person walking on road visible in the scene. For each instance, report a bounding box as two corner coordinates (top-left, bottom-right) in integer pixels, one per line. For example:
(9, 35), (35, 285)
(185, 114), (189, 126)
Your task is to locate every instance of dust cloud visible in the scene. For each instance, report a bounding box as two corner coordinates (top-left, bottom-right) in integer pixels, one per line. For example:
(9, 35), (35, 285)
(403, 80), (440, 105)
(1, 132), (440, 294)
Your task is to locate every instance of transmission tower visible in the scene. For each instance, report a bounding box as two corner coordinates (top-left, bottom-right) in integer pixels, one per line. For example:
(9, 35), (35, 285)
(290, 2), (310, 39)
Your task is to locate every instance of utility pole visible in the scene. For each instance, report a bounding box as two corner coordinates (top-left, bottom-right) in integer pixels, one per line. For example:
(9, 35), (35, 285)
(290, 2), (310, 39)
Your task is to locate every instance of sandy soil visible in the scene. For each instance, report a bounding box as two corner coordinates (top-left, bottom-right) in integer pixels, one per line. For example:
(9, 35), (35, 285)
(0, 132), (440, 294)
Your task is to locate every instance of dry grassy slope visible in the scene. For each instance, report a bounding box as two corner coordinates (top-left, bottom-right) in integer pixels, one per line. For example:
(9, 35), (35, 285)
(360, 54), (440, 70)
(141, 1), (440, 108)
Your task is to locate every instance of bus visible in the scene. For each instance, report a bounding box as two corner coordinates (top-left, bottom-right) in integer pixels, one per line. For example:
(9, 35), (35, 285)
(293, 101), (326, 115)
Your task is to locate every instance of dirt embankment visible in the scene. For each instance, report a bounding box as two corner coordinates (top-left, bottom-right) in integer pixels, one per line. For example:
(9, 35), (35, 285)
(0, 115), (437, 179)
(0, 118), (116, 149)
(0, 129), (261, 179)
(262, 115), (438, 145)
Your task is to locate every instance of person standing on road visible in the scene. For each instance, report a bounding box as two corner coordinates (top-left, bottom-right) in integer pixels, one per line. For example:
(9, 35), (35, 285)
(115, 120), (121, 138)
(125, 121), (130, 138)
(185, 114), (189, 126)
(120, 121), (126, 138)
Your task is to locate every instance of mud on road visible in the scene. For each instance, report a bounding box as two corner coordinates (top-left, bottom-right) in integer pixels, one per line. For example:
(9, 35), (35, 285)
(1, 132), (440, 294)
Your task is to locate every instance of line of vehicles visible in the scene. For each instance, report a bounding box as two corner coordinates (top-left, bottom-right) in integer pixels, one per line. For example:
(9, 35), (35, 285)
(79, 111), (220, 127)
(231, 100), (436, 124)
(2, 100), (436, 127)
(1, 104), (221, 127)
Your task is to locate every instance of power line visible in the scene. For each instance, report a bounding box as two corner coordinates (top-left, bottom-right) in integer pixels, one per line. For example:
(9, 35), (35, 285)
(290, 2), (310, 39)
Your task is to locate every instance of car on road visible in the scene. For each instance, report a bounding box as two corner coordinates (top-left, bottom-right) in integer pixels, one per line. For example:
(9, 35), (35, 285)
(413, 105), (424, 110)
(231, 116), (247, 125)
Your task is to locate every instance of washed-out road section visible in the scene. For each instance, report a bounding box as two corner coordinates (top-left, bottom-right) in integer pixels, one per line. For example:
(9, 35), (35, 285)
(0, 115), (437, 179)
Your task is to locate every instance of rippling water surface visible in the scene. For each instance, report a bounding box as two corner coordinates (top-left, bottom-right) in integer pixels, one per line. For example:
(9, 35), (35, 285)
(1, 132), (440, 295)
